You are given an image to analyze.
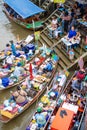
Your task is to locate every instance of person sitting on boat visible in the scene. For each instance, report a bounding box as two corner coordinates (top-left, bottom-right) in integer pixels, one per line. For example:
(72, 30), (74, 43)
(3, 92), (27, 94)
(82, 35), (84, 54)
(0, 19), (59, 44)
(5, 52), (15, 69)
(43, 61), (53, 72)
(12, 62), (25, 78)
(35, 107), (46, 128)
(76, 69), (85, 80)
(71, 79), (83, 92)
(10, 40), (20, 57)
(12, 86), (28, 106)
(21, 44), (29, 54)
(4, 43), (12, 55)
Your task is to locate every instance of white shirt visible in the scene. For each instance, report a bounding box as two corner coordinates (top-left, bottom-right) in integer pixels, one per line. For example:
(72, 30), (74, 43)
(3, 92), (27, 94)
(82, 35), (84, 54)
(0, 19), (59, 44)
(52, 19), (57, 25)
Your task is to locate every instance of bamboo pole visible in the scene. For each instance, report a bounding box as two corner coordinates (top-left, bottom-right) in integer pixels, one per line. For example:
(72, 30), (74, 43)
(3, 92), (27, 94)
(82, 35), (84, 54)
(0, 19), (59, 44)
(17, 34), (20, 43)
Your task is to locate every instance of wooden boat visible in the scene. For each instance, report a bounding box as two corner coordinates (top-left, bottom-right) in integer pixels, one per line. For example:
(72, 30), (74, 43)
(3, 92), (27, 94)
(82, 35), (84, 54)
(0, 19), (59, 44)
(0, 44), (49, 91)
(0, 34), (41, 78)
(26, 70), (68, 130)
(3, 0), (45, 30)
(0, 50), (58, 123)
(44, 70), (87, 130)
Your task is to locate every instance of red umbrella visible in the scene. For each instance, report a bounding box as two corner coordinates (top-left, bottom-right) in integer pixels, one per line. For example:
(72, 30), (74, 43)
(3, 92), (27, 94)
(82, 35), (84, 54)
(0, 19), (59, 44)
(29, 63), (33, 80)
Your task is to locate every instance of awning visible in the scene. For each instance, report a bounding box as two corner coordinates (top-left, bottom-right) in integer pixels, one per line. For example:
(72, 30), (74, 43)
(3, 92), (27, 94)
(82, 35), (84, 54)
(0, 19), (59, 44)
(4, 0), (45, 19)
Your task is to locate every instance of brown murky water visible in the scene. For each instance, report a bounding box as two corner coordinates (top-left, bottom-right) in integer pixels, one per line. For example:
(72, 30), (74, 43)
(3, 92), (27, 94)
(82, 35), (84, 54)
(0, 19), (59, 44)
(0, 0), (37, 130)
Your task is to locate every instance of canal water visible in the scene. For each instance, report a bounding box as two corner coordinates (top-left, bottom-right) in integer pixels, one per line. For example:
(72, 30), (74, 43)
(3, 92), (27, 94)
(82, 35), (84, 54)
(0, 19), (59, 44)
(0, 0), (37, 130)
(0, 0), (85, 130)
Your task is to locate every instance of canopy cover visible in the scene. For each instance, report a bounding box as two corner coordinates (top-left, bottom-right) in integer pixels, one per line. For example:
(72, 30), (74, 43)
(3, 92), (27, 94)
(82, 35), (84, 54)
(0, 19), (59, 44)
(4, 0), (45, 19)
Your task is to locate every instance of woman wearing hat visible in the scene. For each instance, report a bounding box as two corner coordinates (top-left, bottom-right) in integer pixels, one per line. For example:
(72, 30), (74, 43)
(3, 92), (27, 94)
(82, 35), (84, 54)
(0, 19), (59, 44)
(12, 86), (28, 106)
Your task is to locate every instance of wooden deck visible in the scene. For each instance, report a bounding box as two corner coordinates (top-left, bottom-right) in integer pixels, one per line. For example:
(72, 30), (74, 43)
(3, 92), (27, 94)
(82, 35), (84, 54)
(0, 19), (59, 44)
(37, 0), (87, 70)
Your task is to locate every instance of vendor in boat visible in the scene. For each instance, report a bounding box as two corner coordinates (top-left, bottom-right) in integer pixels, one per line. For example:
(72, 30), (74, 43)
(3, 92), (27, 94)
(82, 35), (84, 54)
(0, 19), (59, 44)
(4, 43), (12, 55)
(12, 86), (28, 106)
(5, 52), (15, 69)
(10, 40), (21, 57)
(43, 61), (53, 72)
(20, 44), (29, 55)
(12, 62), (25, 78)
(34, 107), (46, 129)
(75, 69), (85, 81)
(71, 79), (83, 92)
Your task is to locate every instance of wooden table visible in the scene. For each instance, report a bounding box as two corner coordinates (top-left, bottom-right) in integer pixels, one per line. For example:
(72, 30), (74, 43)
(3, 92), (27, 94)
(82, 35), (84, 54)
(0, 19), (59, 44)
(61, 37), (80, 52)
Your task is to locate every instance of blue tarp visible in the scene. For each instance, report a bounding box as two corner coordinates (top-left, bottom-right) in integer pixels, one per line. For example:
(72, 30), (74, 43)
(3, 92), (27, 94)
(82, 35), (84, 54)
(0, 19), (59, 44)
(4, 0), (45, 19)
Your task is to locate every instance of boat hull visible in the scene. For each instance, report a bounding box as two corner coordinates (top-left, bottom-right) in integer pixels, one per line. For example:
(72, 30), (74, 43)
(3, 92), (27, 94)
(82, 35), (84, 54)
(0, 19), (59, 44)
(3, 7), (43, 30)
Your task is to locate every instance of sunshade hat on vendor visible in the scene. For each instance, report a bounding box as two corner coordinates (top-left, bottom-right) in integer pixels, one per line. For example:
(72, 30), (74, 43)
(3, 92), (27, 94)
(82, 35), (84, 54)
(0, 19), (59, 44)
(37, 107), (42, 113)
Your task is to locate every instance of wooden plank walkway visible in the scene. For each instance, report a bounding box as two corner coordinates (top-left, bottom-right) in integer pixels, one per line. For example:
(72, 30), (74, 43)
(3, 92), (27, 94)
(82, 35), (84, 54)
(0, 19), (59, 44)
(37, 1), (87, 70)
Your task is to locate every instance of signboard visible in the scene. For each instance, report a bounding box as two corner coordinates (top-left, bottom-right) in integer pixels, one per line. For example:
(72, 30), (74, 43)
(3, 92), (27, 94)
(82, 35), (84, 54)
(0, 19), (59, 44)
(34, 31), (40, 41)
(54, 0), (65, 3)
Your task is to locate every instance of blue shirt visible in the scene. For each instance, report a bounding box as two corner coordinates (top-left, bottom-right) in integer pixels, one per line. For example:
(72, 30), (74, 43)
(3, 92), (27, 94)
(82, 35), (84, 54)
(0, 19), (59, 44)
(11, 43), (17, 56)
(68, 30), (76, 38)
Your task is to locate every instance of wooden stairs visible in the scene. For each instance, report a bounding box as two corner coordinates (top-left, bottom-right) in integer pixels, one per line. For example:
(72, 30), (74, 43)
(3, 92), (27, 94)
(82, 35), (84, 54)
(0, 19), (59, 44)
(41, 0), (52, 10)
(37, 1), (87, 70)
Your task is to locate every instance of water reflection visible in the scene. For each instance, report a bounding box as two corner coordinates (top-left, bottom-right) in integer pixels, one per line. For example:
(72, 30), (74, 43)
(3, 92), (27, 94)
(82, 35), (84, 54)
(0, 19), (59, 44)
(0, 0), (32, 51)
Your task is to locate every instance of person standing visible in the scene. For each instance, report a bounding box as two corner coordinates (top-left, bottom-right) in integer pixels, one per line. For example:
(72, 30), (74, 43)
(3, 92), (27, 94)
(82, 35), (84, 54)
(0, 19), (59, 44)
(10, 40), (17, 56)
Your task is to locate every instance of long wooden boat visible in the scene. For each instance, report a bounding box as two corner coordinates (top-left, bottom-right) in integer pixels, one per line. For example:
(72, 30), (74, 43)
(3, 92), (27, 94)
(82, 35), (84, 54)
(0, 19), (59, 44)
(0, 50), (58, 123)
(43, 69), (87, 130)
(3, 0), (45, 30)
(0, 42), (51, 90)
(0, 34), (41, 79)
(26, 70), (68, 130)
(0, 47), (49, 91)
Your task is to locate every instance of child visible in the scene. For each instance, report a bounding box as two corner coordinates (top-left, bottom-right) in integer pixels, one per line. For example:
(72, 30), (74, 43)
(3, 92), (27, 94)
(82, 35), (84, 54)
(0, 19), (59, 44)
(54, 23), (63, 39)
(68, 49), (74, 62)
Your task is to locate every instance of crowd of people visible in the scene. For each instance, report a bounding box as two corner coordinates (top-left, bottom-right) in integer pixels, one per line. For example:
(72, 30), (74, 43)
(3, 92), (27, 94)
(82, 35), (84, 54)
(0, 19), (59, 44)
(48, 1), (87, 39)
(47, 1), (87, 62)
